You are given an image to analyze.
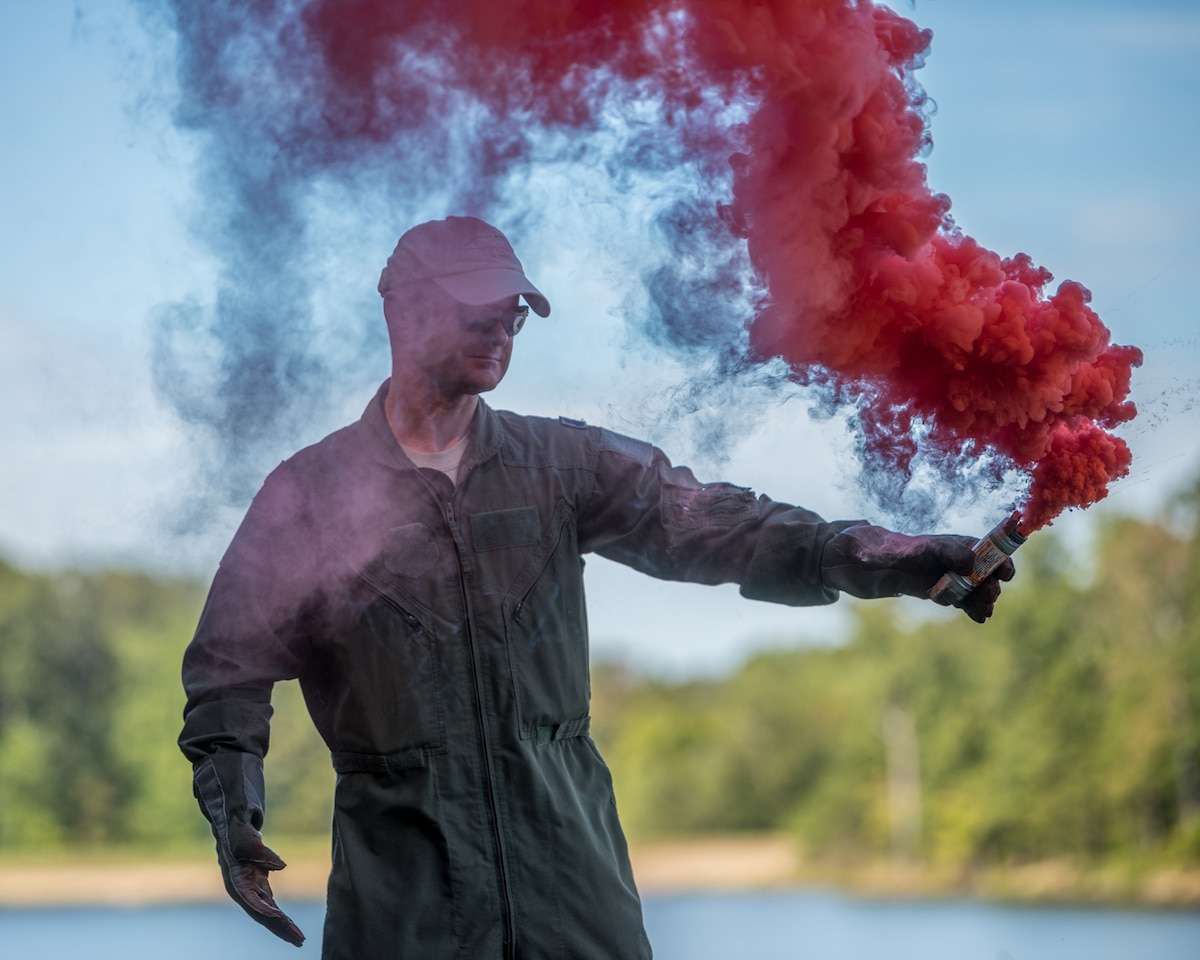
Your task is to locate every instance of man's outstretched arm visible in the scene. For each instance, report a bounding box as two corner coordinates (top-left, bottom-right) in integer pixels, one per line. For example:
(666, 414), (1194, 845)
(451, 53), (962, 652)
(578, 426), (1014, 621)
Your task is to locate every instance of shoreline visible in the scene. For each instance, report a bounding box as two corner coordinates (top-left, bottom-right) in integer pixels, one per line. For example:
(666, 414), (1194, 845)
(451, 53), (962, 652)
(2, 835), (1199, 910)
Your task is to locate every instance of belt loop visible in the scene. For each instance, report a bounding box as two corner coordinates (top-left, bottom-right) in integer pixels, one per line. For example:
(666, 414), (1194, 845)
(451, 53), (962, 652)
(534, 716), (591, 745)
(332, 747), (427, 778)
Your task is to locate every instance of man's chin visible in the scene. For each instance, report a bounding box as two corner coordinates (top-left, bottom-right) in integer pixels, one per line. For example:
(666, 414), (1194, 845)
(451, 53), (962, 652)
(458, 375), (504, 396)
(465, 360), (508, 392)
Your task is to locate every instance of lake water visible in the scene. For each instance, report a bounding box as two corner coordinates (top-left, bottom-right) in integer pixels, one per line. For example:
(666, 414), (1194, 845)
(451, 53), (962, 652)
(2, 890), (1198, 959)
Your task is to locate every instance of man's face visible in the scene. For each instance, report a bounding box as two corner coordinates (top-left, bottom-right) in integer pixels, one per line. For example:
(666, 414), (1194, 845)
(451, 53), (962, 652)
(395, 289), (525, 399)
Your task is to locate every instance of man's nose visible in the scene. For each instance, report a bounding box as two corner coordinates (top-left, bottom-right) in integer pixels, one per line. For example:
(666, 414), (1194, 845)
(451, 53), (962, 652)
(480, 317), (512, 345)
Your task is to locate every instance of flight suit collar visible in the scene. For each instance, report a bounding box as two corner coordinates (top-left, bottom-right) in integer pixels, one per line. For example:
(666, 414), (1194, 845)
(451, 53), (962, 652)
(360, 379), (503, 475)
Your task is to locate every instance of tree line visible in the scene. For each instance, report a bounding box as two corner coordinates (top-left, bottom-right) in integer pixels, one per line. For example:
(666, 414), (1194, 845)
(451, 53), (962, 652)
(1, 480), (1197, 879)
(594, 487), (1200, 871)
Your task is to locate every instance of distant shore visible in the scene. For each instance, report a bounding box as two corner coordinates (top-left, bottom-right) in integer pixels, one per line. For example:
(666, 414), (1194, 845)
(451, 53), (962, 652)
(2, 835), (1199, 909)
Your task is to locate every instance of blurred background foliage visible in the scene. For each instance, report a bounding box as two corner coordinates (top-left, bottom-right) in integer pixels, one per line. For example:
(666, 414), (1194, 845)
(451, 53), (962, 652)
(1, 476), (1198, 882)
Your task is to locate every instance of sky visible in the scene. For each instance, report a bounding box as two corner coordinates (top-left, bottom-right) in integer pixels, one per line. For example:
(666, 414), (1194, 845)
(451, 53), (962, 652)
(1, 0), (1198, 676)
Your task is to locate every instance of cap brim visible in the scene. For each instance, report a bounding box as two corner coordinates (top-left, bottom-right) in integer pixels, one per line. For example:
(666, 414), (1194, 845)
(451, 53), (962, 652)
(435, 268), (551, 317)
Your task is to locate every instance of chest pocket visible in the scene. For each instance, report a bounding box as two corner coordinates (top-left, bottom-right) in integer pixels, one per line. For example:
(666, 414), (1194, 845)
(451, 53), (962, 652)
(302, 559), (449, 758)
(494, 500), (590, 741)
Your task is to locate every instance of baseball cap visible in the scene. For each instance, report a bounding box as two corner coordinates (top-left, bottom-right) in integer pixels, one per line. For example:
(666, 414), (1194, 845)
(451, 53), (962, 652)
(378, 216), (551, 317)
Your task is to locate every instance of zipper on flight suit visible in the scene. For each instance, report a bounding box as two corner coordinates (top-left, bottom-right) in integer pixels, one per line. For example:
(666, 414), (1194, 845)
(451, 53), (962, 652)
(442, 498), (519, 960)
(510, 507), (571, 625)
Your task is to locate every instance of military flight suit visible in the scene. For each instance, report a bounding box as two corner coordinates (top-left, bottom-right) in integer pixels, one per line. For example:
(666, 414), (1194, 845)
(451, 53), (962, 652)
(180, 381), (850, 959)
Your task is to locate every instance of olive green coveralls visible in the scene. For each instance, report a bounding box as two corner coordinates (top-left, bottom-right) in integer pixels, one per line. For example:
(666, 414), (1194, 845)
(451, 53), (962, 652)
(181, 382), (848, 959)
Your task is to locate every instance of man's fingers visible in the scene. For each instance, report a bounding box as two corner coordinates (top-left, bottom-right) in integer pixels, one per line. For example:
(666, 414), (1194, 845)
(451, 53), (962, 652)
(218, 823), (305, 945)
(961, 575), (1004, 622)
(962, 559), (1012, 621)
(931, 535), (1015, 621)
(227, 821), (289, 870)
(273, 916), (307, 948)
(249, 900), (306, 948)
(250, 897), (306, 948)
(229, 861), (306, 947)
(243, 843), (287, 871)
(938, 535), (978, 575)
(962, 596), (991, 623)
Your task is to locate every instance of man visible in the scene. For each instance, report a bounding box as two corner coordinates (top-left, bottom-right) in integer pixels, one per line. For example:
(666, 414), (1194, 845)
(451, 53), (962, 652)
(180, 216), (1012, 958)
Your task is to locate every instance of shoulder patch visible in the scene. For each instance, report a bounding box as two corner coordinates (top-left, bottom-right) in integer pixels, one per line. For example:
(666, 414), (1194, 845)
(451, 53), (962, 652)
(558, 416), (588, 428)
(598, 428), (654, 468)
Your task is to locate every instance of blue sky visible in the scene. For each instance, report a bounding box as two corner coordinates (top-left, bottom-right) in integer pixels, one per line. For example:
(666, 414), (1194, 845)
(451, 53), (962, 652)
(1, 0), (1197, 674)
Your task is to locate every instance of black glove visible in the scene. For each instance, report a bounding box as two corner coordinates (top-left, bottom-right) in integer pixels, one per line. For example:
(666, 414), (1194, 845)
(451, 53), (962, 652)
(193, 752), (305, 947)
(216, 819), (305, 947)
(821, 523), (1013, 623)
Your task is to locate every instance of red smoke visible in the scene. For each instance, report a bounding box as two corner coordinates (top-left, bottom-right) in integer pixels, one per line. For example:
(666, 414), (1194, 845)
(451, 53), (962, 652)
(684, 0), (1140, 531)
(698, 3), (1141, 531)
(165, 0), (1141, 530)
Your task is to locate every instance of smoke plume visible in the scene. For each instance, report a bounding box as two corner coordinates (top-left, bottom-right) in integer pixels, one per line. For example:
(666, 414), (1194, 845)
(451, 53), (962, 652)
(139, 0), (1140, 531)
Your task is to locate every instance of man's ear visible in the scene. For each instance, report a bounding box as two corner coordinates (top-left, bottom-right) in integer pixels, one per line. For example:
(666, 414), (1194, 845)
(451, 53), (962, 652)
(382, 291), (416, 359)
(382, 290), (405, 331)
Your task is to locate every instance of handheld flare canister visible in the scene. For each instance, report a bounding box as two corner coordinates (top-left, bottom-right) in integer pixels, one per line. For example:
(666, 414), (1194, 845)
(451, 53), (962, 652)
(928, 513), (1026, 605)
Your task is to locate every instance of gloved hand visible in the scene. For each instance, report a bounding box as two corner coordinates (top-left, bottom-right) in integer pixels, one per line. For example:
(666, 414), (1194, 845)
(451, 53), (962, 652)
(217, 819), (306, 947)
(821, 523), (1014, 623)
(193, 752), (305, 947)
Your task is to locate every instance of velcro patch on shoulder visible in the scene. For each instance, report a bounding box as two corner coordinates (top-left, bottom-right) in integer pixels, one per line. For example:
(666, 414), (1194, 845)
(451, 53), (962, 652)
(470, 506), (542, 552)
(599, 428), (654, 468)
(383, 523), (440, 579)
(662, 482), (759, 529)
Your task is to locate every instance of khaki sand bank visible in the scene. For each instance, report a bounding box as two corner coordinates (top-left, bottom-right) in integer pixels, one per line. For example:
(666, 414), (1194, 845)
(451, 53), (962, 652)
(3, 836), (1199, 909)
(0, 836), (794, 907)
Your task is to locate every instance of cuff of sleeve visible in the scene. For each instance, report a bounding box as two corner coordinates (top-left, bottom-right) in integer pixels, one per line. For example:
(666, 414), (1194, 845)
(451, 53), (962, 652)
(739, 517), (862, 606)
(193, 752), (267, 859)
